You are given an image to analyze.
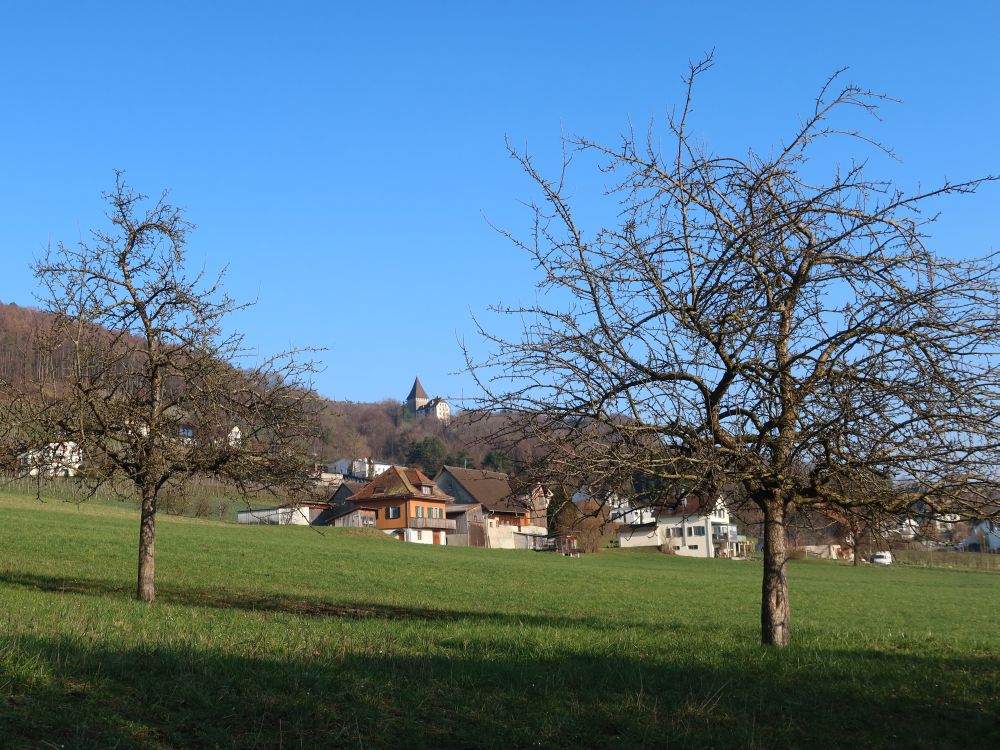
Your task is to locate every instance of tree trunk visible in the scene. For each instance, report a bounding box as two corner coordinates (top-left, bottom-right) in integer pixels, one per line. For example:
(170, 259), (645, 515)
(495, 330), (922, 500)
(137, 488), (157, 603)
(761, 499), (791, 646)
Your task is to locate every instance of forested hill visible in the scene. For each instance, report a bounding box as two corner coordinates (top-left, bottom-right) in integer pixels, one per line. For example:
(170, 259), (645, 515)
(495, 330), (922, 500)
(0, 300), (56, 386)
(313, 399), (513, 476)
(0, 300), (510, 476)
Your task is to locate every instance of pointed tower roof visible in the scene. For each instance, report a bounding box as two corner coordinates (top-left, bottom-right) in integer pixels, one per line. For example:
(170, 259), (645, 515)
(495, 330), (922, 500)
(407, 376), (428, 401)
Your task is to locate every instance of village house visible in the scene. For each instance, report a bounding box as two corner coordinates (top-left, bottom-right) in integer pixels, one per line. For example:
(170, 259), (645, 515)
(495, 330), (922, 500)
(616, 496), (751, 558)
(18, 441), (83, 477)
(348, 465), (456, 544)
(434, 465), (549, 548)
(332, 457), (391, 481)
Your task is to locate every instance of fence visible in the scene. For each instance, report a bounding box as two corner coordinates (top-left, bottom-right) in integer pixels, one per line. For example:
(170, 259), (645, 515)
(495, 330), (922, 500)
(0, 473), (260, 521)
(893, 548), (1000, 572)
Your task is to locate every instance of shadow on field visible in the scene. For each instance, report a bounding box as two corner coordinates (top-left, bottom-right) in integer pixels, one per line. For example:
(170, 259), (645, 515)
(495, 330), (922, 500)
(0, 570), (685, 633)
(2, 631), (998, 750)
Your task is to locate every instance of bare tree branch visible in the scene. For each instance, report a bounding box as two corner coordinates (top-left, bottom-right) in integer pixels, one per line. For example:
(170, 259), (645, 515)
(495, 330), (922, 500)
(467, 63), (1000, 647)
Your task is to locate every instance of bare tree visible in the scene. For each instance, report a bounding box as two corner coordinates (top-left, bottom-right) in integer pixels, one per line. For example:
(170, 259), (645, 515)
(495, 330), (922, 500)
(3, 175), (320, 602)
(470, 58), (1000, 646)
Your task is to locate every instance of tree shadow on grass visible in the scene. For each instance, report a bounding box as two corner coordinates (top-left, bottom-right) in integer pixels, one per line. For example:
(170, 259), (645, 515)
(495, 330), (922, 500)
(1, 632), (997, 750)
(0, 569), (687, 633)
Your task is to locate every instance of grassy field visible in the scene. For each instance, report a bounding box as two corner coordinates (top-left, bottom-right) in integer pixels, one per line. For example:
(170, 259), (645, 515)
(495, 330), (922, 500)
(1, 492), (998, 749)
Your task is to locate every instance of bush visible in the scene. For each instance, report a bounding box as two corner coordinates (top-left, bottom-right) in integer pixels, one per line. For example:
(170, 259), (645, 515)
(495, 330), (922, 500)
(159, 493), (190, 516)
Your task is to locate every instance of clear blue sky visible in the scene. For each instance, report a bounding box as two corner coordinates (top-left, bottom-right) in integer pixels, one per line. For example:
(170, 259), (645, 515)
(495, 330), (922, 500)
(1, 2), (997, 404)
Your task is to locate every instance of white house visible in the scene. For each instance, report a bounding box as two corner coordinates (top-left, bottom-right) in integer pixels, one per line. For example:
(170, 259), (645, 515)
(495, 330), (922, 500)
(332, 457), (391, 480)
(418, 397), (452, 425)
(18, 442), (83, 477)
(617, 496), (747, 558)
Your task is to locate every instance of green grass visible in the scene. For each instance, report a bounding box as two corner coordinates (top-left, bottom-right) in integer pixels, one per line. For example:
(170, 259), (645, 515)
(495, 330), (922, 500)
(1, 491), (998, 749)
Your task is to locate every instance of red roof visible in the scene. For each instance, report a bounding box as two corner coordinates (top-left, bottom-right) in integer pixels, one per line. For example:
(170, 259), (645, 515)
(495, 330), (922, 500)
(347, 465), (452, 503)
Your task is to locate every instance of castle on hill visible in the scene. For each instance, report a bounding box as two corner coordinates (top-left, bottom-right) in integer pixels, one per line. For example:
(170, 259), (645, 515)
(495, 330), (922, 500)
(406, 377), (451, 425)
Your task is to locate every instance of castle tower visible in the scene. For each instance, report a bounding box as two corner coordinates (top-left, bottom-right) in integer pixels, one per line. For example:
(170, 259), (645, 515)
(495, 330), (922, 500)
(406, 376), (429, 414)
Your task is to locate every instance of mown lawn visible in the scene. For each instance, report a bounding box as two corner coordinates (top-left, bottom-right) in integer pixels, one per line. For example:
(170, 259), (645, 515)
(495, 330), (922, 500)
(1, 492), (998, 749)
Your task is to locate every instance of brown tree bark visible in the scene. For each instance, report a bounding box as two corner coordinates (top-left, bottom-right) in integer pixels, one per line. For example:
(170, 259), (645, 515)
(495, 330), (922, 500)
(137, 488), (157, 603)
(761, 499), (790, 647)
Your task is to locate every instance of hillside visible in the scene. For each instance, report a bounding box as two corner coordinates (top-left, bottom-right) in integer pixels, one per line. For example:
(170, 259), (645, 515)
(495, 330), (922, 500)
(1, 491), (998, 748)
(0, 300), (505, 474)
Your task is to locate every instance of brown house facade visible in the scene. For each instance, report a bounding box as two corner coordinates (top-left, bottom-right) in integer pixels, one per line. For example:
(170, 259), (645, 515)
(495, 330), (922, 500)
(348, 465), (456, 544)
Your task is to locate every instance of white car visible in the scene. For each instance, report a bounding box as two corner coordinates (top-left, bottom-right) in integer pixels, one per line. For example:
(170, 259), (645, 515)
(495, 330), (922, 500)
(870, 551), (893, 565)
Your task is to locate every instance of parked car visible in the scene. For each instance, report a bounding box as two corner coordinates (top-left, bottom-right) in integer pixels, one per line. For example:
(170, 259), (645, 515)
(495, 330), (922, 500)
(870, 551), (893, 565)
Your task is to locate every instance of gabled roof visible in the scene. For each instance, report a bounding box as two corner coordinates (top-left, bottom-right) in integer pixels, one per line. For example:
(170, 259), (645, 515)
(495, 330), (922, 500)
(406, 377), (428, 401)
(654, 495), (723, 519)
(330, 480), (367, 504)
(437, 465), (530, 514)
(348, 465), (452, 503)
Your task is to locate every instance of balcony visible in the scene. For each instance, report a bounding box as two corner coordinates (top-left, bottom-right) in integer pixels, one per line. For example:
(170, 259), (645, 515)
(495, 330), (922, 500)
(409, 517), (457, 530)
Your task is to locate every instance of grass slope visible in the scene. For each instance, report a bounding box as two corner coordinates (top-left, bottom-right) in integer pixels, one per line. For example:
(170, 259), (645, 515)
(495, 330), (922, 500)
(1, 492), (998, 749)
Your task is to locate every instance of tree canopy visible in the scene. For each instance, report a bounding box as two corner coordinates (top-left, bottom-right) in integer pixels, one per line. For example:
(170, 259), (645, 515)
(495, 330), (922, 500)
(471, 59), (1000, 646)
(1, 175), (321, 602)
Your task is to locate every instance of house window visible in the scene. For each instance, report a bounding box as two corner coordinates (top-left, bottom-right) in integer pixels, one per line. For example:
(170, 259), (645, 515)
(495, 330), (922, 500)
(672, 528), (683, 537)
(416, 530), (422, 541)
(421, 485), (431, 495)
(686, 527), (694, 537)
(694, 527), (706, 536)
(688, 544), (699, 550)
(416, 506), (424, 518)
(386, 506), (401, 519)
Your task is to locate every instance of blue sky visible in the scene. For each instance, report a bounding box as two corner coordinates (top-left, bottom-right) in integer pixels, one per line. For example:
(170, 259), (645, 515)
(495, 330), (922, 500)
(1, 2), (997, 404)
